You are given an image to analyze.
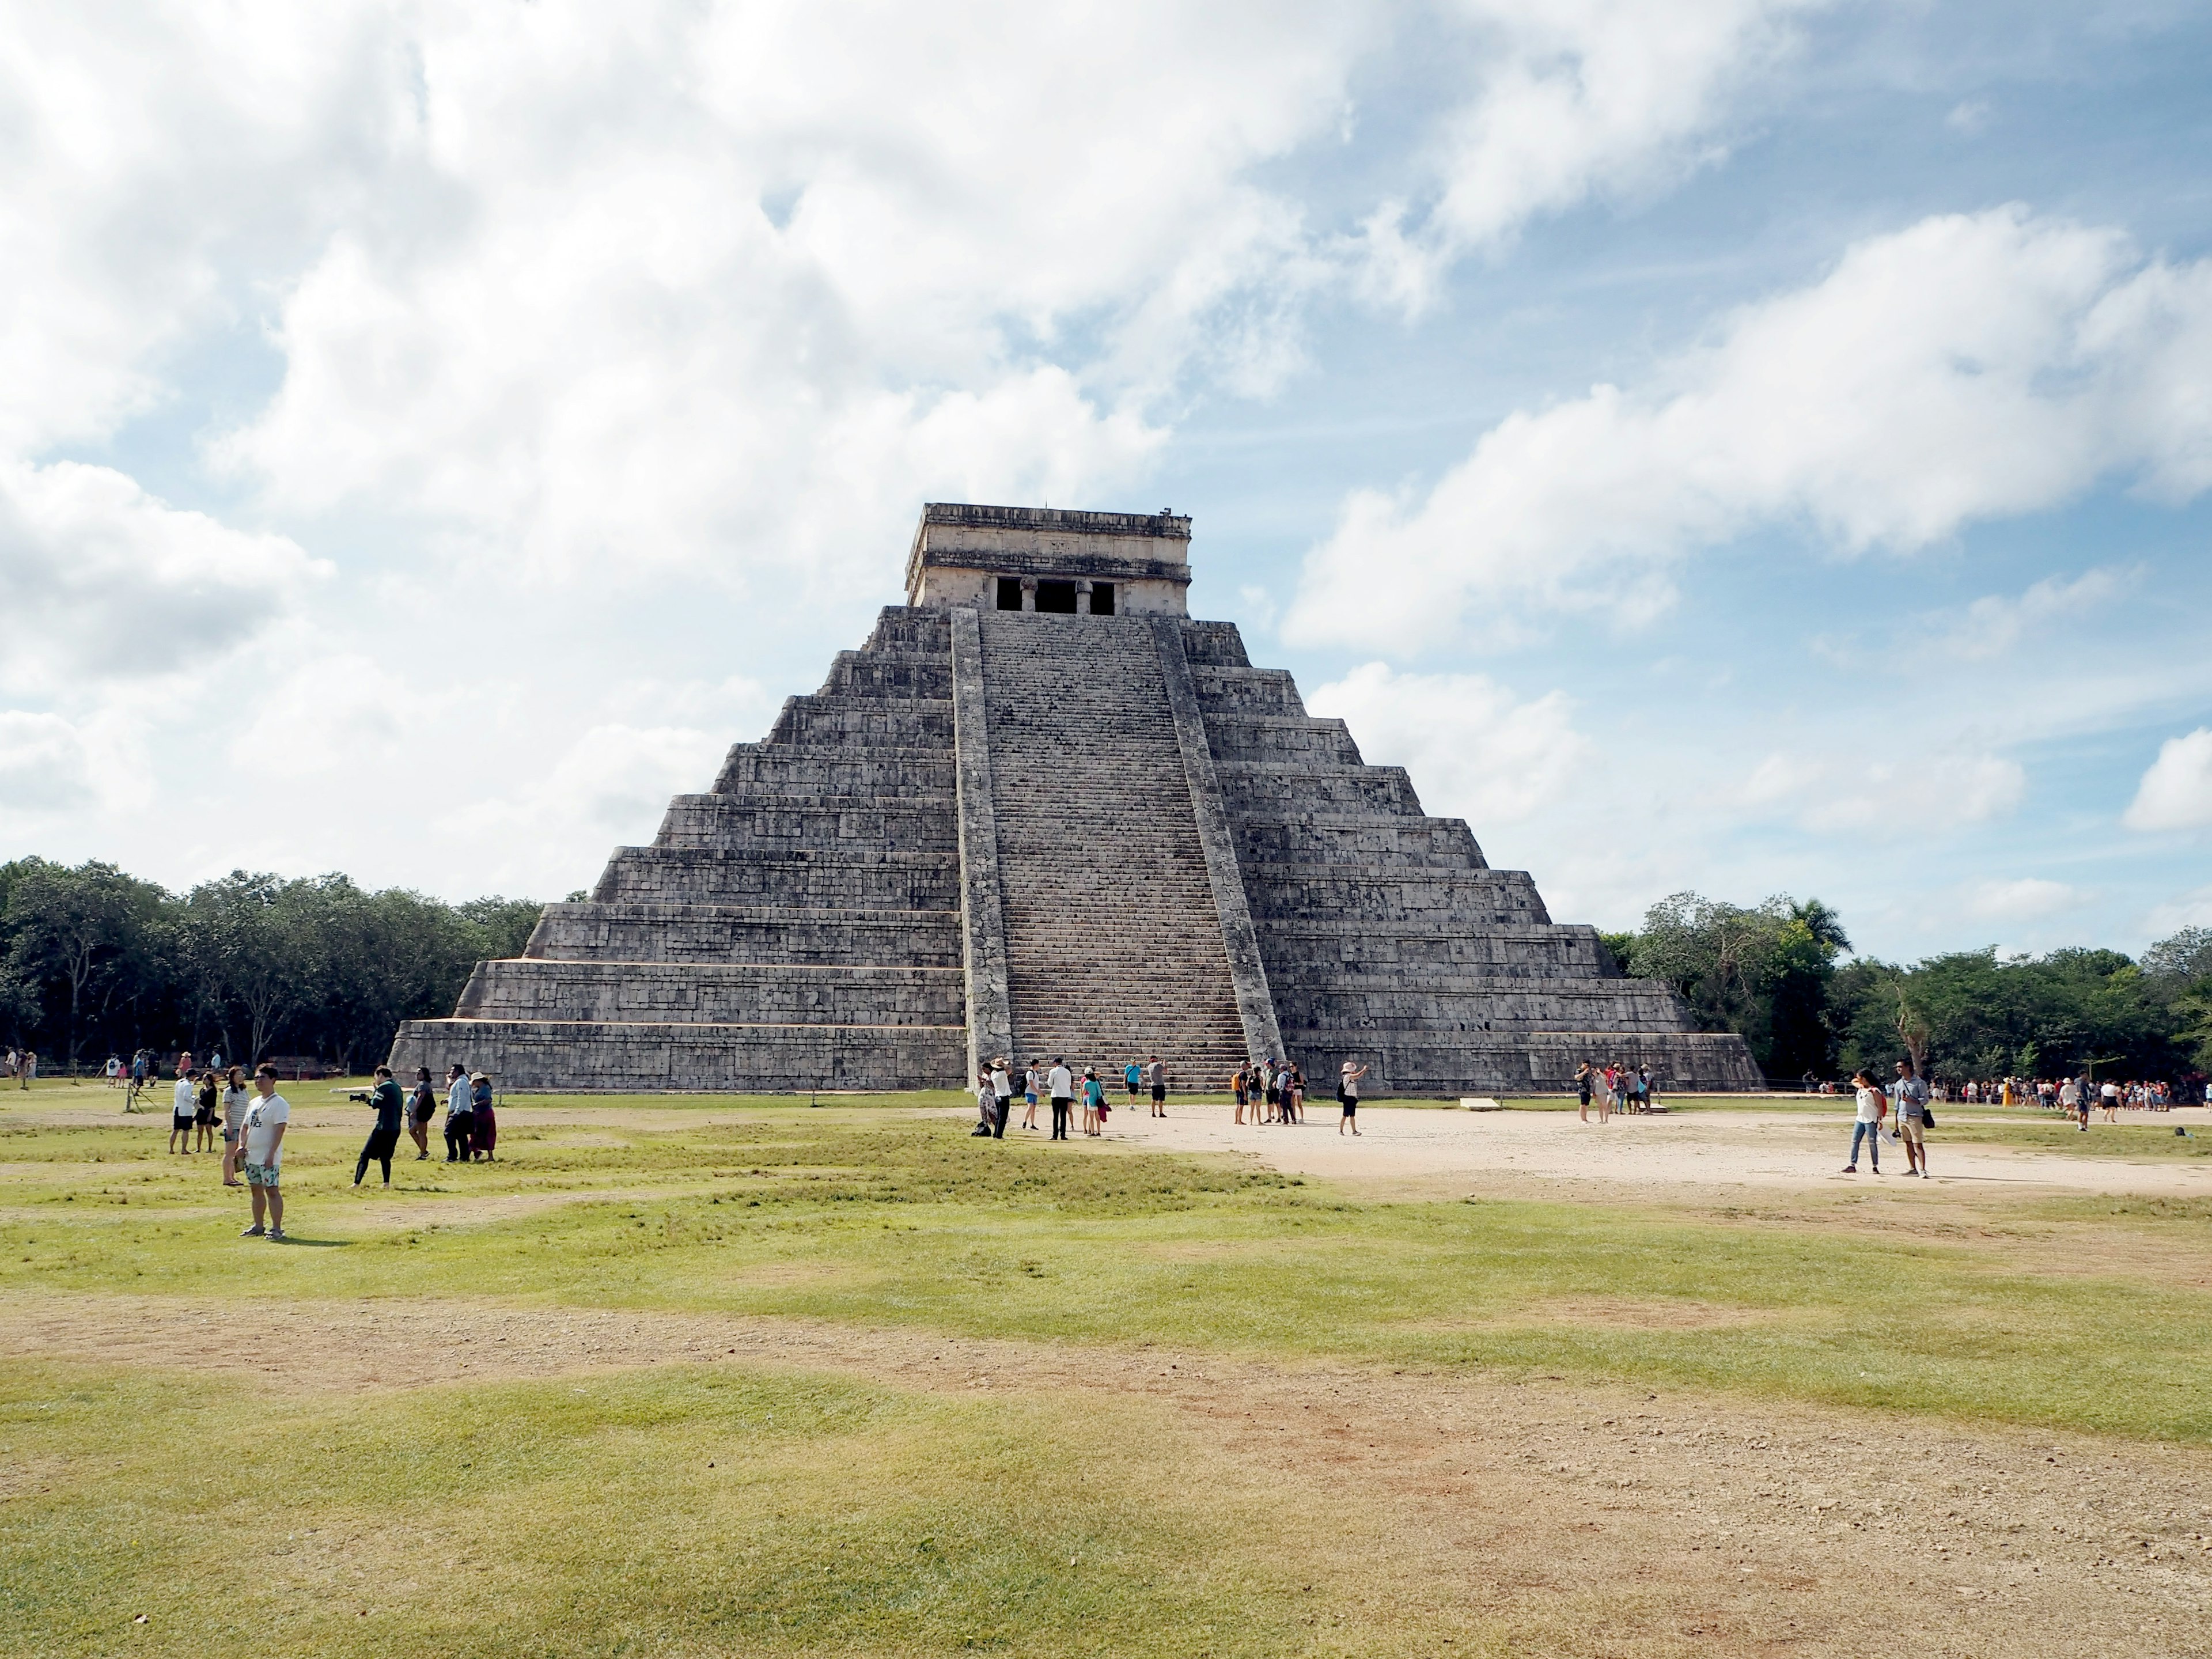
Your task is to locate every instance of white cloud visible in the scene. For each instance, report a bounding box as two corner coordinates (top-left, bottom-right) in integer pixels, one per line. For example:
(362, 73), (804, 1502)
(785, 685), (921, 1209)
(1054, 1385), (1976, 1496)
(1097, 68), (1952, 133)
(2124, 728), (2212, 832)
(2145, 884), (2212, 938)
(1966, 877), (2084, 922)
(1740, 747), (2024, 834)
(1940, 567), (2134, 660)
(1307, 661), (1590, 824)
(0, 459), (325, 696)
(0, 712), (99, 812)
(1289, 207), (2212, 650)
(1358, 0), (1820, 310)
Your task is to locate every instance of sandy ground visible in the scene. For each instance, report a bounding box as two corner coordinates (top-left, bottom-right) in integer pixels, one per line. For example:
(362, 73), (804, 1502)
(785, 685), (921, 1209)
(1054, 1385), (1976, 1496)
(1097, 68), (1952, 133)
(1081, 1103), (2212, 1199)
(5, 1291), (2209, 1656)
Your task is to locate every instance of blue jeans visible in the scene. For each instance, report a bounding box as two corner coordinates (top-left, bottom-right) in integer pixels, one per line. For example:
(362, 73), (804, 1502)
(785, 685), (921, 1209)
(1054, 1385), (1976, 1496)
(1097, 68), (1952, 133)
(1849, 1120), (1880, 1168)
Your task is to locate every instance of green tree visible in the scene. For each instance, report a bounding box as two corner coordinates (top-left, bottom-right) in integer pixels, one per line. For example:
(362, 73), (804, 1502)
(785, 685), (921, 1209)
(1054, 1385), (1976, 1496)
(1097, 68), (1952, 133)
(2, 859), (169, 1071)
(1622, 892), (1849, 1077)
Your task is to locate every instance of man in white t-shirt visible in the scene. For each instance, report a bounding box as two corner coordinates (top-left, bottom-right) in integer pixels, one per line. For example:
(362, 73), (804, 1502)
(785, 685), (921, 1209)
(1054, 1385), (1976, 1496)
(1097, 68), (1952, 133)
(169, 1068), (198, 1154)
(1046, 1058), (1074, 1141)
(238, 1063), (292, 1241)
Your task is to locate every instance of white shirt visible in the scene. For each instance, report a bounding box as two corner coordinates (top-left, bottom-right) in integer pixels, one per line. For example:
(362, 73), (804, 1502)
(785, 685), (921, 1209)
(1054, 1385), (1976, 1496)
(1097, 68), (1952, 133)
(990, 1065), (1010, 1099)
(173, 1077), (196, 1116)
(1854, 1086), (1883, 1123)
(241, 1093), (291, 1165)
(221, 1085), (248, 1132)
(449, 1077), (472, 1113)
(1047, 1063), (1073, 1099)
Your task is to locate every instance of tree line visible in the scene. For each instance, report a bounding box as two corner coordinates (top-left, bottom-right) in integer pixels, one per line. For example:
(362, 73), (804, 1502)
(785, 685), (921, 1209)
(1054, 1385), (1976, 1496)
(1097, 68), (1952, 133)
(1604, 892), (2212, 1085)
(0, 858), (548, 1076)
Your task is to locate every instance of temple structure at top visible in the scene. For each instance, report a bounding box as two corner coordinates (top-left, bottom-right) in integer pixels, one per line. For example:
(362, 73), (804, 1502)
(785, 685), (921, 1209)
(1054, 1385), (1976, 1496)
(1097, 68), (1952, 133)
(391, 504), (1760, 1094)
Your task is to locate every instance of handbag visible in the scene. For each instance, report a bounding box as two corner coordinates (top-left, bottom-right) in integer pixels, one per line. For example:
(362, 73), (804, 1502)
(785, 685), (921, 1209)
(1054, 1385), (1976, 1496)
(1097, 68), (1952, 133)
(1921, 1106), (1935, 1128)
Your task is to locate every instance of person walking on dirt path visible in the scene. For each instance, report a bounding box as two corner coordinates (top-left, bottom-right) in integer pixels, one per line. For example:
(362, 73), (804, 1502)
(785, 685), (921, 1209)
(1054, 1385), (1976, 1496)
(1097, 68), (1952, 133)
(219, 1066), (248, 1186)
(1147, 1056), (1167, 1116)
(239, 1063), (290, 1240)
(1843, 1070), (1885, 1175)
(1046, 1058), (1074, 1141)
(353, 1065), (406, 1187)
(1338, 1060), (1366, 1135)
(1021, 1062), (1042, 1131)
(1891, 1058), (1931, 1178)
(1123, 1059), (1142, 1114)
(444, 1063), (474, 1162)
(169, 1067), (199, 1153)
(406, 1067), (437, 1160)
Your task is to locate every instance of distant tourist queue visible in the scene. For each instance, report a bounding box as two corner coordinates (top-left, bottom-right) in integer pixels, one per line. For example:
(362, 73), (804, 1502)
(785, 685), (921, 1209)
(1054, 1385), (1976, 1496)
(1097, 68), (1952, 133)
(971, 1054), (1376, 1140)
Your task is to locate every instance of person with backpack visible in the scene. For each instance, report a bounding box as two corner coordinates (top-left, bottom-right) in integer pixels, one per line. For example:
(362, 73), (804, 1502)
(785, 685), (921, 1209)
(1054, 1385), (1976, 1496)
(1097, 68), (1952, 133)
(406, 1067), (437, 1159)
(1338, 1059), (1366, 1135)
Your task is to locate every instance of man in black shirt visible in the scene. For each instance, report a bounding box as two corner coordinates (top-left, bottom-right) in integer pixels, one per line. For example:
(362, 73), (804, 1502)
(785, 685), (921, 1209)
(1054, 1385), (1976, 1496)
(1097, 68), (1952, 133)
(353, 1065), (406, 1187)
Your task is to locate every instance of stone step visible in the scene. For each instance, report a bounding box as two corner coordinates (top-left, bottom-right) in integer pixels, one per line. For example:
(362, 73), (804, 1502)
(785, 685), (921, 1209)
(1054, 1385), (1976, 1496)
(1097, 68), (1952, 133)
(767, 695), (955, 750)
(976, 611), (1246, 1063)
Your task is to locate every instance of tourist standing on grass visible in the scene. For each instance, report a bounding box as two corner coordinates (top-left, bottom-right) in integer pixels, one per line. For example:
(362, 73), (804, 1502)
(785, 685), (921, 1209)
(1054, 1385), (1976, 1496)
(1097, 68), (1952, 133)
(1338, 1059), (1366, 1135)
(407, 1067), (437, 1159)
(444, 1063), (474, 1162)
(169, 1066), (198, 1153)
(220, 1066), (248, 1185)
(991, 1057), (1012, 1138)
(471, 1072), (497, 1160)
(1891, 1058), (1931, 1179)
(1046, 1057), (1074, 1141)
(1843, 1070), (1884, 1175)
(353, 1065), (406, 1187)
(974, 1069), (997, 1135)
(239, 1063), (290, 1240)
(194, 1067), (221, 1152)
(1148, 1056), (1167, 1116)
(16, 1049), (34, 1090)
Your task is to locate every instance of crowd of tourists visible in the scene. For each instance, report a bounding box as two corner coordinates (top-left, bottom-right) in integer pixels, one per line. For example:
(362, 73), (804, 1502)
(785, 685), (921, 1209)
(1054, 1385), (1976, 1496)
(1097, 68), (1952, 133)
(971, 1053), (1374, 1138)
(3, 1047), (35, 1087)
(1573, 1060), (1658, 1121)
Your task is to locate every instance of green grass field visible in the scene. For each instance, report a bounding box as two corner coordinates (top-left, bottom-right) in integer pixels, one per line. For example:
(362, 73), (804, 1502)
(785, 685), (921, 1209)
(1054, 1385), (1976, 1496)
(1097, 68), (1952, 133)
(3, 1081), (2209, 1655)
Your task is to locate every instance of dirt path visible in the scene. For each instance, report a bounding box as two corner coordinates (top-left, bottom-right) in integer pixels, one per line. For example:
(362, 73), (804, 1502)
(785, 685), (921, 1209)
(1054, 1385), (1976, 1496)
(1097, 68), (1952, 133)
(5, 1291), (2206, 1656)
(1089, 1104), (2212, 1200)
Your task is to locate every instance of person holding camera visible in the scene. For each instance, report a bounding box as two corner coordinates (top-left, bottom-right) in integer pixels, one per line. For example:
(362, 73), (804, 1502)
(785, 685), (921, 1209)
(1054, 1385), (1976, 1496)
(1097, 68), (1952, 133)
(351, 1065), (406, 1187)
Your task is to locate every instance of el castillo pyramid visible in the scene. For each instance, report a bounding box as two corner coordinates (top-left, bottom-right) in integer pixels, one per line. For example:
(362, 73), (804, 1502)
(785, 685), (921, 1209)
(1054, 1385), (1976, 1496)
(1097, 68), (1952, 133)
(391, 504), (1760, 1094)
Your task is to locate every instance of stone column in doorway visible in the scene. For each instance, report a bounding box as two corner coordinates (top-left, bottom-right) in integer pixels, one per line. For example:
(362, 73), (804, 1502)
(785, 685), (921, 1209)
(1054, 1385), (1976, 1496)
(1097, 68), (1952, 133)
(1075, 580), (1094, 614)
(1020, 577), (1037, 611)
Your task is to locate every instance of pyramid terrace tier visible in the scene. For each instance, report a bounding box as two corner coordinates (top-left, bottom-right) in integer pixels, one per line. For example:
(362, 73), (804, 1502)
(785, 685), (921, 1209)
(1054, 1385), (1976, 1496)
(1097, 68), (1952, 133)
(653, 794), (957, 854)
(1238, 865), (1552, 922)
(1213, 760), (1426, 816)
(525, 902), (963, 967)
(710, 744), (956, 800)
(590, 846), (960, 909)
(1250, 921), (1615, 978)
(1277, 1029), (1767, 1094)
(1229, 810), (1486, 870)
(1269, 976), (1703, 1035)
(451, 959), (964, 1026)
(387, 1018), (967, 1093)
(763, 694), (954, 751)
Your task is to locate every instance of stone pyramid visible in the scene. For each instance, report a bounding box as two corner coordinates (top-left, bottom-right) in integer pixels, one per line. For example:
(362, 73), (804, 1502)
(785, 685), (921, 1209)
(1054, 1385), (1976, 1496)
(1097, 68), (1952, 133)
(390, 504), (1760, 1095)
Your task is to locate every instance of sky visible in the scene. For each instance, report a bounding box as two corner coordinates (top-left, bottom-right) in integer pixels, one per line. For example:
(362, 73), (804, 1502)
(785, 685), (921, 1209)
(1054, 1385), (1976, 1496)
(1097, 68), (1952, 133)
(3, 0), (2210, 963)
